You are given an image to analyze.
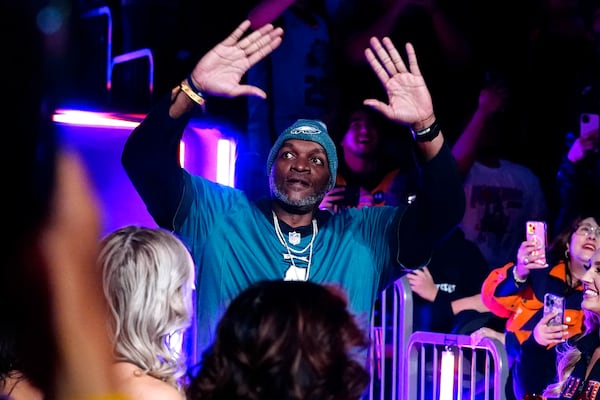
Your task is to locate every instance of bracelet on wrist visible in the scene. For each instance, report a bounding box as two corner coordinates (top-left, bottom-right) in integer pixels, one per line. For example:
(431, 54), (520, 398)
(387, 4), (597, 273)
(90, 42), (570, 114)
(179, 78), (206, 111)
(186, 74), (204, 95)
(410, 120), (441, 142)
(513, 266), (527, 284)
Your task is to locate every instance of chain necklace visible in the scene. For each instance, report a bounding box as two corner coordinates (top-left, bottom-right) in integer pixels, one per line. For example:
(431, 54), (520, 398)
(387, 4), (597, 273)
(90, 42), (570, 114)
(272, 211), (318, 281)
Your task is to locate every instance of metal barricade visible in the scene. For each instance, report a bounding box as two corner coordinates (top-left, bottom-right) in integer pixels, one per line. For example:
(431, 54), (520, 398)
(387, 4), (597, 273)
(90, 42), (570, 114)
(369, 276), (413, 400)
(368, 276), (508, 400)
(405, 331), (508, 400)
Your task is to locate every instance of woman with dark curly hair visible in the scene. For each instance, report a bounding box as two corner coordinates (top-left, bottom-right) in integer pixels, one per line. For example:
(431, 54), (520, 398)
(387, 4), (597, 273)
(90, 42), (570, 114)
(186, 280), (370, 400)
(0, 324), (42, 400)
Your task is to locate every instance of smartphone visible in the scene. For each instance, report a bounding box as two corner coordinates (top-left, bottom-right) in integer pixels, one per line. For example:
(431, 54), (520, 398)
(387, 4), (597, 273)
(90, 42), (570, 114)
(332, 185), (359, 207)
(544, 293), (565, 326)
(526, 221), (547, 265)
(580, 113), (600, 139)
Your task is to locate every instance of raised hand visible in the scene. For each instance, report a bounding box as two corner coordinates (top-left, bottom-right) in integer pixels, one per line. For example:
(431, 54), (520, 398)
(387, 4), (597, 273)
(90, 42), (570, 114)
(567, 129), (599, 163)
(477, 83), (508, 117)
(190, 20), (284, 99)
(363, 38), (434, 127)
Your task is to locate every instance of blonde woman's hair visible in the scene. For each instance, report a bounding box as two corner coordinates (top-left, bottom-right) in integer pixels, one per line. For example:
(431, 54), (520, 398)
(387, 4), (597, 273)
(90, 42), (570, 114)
(99, 225), (195, 391)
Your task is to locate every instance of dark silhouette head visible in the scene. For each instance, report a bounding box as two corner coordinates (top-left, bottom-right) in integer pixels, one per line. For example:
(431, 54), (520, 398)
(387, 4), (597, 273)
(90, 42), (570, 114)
(187, 280), (371, 400)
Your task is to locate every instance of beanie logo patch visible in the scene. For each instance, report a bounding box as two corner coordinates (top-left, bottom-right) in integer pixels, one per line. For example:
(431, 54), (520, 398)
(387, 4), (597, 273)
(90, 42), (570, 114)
(290, 126), (322, 135)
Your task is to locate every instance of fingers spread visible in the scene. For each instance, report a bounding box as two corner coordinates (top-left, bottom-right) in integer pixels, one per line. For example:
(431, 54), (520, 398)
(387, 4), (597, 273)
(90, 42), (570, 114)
(223, 19), (252, 46)
(371, 37), (397, 77)
(404, 42), (422, 76)
(239, 23), (276, 50)
(365, 46), (388, 85)
(235, 84), (267, 99)
(381, 37), (406, 73)
(243, 27), (284, 67)
(363, 99), (390, 119)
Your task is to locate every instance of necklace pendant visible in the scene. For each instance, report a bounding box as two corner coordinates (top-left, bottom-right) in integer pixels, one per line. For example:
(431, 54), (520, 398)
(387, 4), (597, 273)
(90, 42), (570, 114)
(284, 265), (307, 281)
(289, 231), (301, 245)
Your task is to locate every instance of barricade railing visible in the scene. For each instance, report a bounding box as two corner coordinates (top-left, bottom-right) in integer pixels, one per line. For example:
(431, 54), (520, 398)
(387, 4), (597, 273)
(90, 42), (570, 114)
(369, 276), (413, 400)
(405, 331), (508, 400)
(369, 276), (508, 400)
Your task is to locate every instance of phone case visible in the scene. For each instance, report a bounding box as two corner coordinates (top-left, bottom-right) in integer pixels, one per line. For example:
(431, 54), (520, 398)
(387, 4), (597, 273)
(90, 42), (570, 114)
(544, 293), (565, 326)
(526, 221), (547, 265)
(343, 185), (360, 207)
(581, 113), (600, 138)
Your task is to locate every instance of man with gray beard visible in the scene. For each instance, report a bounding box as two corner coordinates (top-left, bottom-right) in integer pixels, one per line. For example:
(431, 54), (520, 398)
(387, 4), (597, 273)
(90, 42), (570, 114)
(122, 20), (465, 371)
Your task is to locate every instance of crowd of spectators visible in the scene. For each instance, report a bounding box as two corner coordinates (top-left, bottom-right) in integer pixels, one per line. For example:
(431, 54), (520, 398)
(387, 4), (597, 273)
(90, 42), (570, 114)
(4, 1), (599, 399)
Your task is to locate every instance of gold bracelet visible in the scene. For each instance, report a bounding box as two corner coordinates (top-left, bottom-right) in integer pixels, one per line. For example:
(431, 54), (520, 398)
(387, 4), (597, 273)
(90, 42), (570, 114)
(179, 79), (206, 111)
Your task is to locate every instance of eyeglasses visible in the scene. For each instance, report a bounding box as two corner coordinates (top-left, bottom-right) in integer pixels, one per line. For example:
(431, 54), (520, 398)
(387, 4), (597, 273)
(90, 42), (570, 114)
(575, 224), (600, 239)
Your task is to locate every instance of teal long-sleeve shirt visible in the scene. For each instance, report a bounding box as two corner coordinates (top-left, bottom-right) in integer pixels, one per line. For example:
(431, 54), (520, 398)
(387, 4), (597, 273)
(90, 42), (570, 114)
(122, 94), (466, 367)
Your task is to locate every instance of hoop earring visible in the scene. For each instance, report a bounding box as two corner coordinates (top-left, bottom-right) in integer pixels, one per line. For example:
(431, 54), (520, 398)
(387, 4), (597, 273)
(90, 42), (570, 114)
(564, 249), (570, 260)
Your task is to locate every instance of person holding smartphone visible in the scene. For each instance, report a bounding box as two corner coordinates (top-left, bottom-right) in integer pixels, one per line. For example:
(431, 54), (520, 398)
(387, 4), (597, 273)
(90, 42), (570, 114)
(451, 77), (549, 272)
(554, 112), (600, 236)
(553, 1), (600, 236)
(319, 103), (419, 211)
(480, 213), (600, 399)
